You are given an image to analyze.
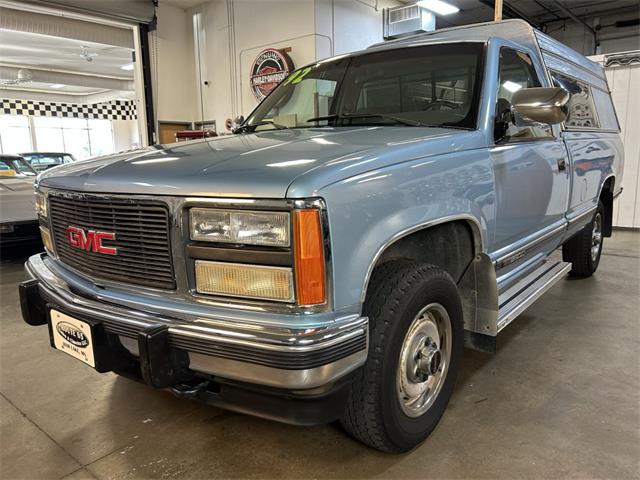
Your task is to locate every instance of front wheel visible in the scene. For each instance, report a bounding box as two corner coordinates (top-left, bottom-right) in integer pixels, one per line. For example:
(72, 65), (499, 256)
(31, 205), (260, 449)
(340, 262), (463, 453)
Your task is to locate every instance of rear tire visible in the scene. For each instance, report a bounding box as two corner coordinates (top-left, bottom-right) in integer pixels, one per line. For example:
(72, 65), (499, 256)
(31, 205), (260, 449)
(562, 201), (604, 277)
(340, 262), (463, 453)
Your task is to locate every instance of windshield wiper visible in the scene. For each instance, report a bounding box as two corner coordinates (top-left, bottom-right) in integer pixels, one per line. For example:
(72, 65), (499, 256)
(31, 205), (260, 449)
(306, 113), (423, 127)
(306, 114), (340, 123)
(234, 120), (290, 133)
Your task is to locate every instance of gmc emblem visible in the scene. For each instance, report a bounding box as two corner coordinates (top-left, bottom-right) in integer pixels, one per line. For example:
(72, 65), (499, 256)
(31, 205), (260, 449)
(67, 226), (117, 255)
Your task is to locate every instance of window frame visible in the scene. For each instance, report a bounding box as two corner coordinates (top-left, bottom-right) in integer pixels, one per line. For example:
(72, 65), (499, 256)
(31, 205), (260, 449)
(245, 41), (487, 132)
(493, 46), (556, 144)
(31, 116), (114, 160)
(549, 69), (620, 133)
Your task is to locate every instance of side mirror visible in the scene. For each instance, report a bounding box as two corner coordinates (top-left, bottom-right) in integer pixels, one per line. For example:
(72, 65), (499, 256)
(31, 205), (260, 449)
(494, 97), (513, 142)
(230, 115), (245, 133)
(511, 87), (570, 125)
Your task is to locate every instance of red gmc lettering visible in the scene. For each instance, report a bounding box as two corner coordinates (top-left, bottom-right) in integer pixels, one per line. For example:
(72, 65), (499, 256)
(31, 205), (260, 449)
(67, 226), (117, 255)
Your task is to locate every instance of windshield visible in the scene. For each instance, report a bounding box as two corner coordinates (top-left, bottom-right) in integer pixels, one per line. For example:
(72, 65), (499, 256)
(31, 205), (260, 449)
(21, 153), (74, 166)
(245, 43), (484, 131)
(0, 157), (36, 176)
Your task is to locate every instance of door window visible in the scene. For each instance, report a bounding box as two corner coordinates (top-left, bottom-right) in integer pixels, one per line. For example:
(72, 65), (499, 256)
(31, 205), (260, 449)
(496, 48), (552, 141)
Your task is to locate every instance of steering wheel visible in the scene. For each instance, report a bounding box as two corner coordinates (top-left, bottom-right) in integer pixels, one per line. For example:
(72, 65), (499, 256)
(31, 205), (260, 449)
(423, 100), (459, 111)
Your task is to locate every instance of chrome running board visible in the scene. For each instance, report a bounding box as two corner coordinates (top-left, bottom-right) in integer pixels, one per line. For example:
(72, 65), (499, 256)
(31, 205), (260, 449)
(497, 258), (572, 333)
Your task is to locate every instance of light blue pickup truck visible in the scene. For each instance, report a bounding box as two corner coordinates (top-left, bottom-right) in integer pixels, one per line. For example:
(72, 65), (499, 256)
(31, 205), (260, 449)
(21, 20), (623, 452)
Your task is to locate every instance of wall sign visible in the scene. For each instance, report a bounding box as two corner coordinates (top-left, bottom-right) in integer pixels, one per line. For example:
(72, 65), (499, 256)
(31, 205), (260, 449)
(250, 48), (294, 101)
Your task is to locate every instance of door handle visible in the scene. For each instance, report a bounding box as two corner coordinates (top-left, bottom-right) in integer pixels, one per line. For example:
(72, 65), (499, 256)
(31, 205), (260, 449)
(557, 158), (567, 171)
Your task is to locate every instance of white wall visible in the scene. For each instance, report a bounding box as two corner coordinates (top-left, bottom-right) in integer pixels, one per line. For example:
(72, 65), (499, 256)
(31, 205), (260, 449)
(112, 119), (140, 153)
(314, 0), (401, 58)
(598, 59), (640, 228)
(153, 1), (198, 125)
(186, 0), (401, 133)
(191, 0), (316, 130)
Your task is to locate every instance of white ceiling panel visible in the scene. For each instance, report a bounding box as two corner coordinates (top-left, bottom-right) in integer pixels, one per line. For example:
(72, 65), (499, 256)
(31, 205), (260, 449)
(0, 29), (134, 78)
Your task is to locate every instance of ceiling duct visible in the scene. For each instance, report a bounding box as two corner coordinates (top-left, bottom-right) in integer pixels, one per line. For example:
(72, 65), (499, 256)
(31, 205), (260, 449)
(0, 8), (134, 49)
(383, 4), (435, 40)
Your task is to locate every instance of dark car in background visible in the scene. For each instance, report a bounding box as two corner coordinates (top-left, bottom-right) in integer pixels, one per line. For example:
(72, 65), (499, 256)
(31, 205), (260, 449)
(20, 152), (75, 173)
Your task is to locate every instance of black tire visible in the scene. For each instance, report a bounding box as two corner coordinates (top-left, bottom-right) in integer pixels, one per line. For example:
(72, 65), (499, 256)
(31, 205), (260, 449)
(340, 262), (463, 453)
(562, 200), (605, 277)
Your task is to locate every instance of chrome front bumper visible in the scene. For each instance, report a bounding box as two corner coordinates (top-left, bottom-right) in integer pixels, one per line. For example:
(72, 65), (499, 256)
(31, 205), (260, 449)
(23, 254), (368, 390)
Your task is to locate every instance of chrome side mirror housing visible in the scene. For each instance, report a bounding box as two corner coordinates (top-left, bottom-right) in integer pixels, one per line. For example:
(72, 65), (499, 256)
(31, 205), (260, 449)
(231, 115), (245, 133)
(511, 87), (570, 125)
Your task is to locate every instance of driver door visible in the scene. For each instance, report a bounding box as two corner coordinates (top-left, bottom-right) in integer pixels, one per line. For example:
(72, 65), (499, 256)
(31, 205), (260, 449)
(490, 47), (570, 268)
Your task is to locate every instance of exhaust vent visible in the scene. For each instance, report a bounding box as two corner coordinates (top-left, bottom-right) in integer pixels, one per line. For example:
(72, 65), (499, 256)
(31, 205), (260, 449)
(383, 5), (435, 40)
(389, 5), (420, 23)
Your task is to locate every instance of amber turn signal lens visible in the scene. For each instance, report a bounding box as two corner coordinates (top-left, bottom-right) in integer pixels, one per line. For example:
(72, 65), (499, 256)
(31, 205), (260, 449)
(293, 209), (326, 305)
(40, 226), (54, 253)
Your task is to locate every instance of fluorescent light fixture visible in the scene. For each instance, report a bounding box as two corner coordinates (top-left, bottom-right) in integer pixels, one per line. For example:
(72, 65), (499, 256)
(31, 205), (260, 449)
(49, 84), (65, 89)
(503, 80), (523, 93)
(120, 63), (134, 71)
(416, 0), (460, 15)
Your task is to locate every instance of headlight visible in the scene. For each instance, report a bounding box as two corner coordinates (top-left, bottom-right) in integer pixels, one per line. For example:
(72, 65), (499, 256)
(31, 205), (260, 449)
(35, 192), (48, 217)
(190, 208), (290, 247)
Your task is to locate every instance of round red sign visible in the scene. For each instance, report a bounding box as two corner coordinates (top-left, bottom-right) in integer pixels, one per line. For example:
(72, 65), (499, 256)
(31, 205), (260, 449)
(250, 48), (294, 101)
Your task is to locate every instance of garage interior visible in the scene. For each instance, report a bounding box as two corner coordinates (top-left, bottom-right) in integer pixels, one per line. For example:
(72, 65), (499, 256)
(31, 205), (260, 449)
(1, 0), (639, 478)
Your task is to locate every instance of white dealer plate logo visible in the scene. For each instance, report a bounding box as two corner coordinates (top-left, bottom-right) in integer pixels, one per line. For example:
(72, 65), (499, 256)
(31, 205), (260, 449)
(50, 310), (95, 367)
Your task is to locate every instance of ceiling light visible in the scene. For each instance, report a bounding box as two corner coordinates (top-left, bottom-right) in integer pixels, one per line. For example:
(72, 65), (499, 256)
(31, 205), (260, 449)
(50, 84), (65, 89)
(416, 0), (460, 15)
(503, 80), (523, 93)
(120, 63), (134, 71)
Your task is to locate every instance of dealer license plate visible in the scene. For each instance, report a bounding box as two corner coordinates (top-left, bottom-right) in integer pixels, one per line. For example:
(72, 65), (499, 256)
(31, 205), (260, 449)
(50, 309), (96, 367)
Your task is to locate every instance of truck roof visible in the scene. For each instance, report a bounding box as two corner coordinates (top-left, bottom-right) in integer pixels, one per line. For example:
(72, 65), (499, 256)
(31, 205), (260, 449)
(368, 19), (536, 49)
(364, 19), (605, 83)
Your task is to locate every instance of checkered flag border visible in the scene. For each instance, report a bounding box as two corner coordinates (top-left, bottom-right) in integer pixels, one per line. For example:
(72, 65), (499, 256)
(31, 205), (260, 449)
(1, 99), (137, 120)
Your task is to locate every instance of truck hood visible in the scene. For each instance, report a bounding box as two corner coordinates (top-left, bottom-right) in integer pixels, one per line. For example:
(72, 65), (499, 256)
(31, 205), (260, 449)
(38, 127), (483, 198)
(0, 176), (36, 192)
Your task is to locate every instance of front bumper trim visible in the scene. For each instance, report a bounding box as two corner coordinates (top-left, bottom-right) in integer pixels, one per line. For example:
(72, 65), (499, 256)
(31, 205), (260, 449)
(23, 253), (368, 390)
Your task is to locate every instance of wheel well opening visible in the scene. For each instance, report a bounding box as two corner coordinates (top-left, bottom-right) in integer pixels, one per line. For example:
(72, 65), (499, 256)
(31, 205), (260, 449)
(373, 221), (477, 284)
(600, 177), (615, 237)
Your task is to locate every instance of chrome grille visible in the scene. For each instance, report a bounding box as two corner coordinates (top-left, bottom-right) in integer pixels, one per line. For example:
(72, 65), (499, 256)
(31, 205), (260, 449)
(48, 194), (175, 289)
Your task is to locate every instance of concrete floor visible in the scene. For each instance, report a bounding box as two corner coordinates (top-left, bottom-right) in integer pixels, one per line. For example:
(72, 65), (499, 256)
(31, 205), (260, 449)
(1, 231), (638, 479)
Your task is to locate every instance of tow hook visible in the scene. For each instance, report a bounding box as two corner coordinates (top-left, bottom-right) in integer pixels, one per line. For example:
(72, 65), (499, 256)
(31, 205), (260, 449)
(171, 380), (210, 399)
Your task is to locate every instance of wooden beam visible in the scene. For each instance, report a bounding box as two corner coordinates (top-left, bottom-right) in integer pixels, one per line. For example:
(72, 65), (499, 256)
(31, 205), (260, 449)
(494, 0), (503, 21)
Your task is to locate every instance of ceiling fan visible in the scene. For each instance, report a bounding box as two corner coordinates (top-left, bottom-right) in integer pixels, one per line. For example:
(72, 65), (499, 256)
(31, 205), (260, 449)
(79, 46), (99, 62)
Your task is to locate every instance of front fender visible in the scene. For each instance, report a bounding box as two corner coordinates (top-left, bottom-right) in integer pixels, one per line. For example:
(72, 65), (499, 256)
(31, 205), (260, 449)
(319, 149), (495, 311)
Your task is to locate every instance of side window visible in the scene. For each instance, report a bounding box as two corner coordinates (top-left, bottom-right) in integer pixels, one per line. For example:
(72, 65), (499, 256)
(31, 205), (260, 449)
(496, 48), (552, 141)
(551, 72), (600, 129)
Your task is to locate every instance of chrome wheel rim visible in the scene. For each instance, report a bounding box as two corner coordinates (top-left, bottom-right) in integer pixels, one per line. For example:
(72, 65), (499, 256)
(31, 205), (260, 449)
(591, 212), (602, 262)
(397, 303), (452, 418)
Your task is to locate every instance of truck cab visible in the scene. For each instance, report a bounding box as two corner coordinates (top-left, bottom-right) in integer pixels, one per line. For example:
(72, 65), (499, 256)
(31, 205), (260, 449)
(20, 20), (623, 453)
